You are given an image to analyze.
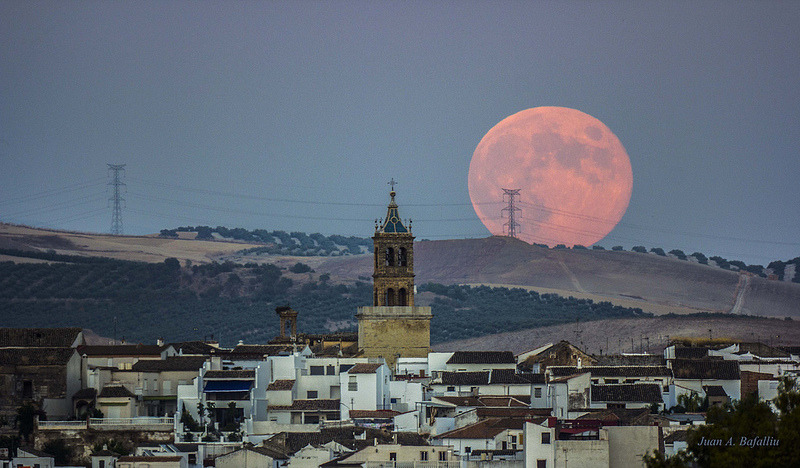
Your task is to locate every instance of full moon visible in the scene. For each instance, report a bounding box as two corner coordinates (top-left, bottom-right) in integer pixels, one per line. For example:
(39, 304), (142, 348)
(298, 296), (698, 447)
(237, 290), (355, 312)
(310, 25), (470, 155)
(468, 107), (633, 247)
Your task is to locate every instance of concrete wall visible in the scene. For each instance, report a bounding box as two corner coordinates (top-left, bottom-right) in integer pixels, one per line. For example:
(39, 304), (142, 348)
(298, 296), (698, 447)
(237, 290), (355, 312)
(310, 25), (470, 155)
(215, 449), (273, 468)
(607, 426), (660, 468)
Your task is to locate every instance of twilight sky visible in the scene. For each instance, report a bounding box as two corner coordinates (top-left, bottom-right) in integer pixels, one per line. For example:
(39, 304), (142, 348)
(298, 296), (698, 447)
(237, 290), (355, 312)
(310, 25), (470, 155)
(1, 1), (798, 266)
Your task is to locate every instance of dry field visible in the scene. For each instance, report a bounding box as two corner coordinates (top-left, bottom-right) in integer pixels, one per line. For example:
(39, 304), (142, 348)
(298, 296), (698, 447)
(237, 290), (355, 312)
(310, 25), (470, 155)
(0, 223), (247, 263)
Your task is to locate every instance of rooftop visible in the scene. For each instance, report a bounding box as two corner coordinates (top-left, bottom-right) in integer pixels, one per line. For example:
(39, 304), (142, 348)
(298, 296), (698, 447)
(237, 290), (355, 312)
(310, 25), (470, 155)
(447, 351), (515, 365)
(591, 384), (663, 404)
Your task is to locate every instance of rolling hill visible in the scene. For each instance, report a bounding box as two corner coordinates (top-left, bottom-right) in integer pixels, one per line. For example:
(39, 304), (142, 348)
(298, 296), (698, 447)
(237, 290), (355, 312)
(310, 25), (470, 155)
(2, 223), (799, 322)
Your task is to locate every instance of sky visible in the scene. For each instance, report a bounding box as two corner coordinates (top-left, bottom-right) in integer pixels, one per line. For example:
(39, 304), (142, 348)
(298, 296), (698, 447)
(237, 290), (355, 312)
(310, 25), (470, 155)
(1, 1), (799, 266)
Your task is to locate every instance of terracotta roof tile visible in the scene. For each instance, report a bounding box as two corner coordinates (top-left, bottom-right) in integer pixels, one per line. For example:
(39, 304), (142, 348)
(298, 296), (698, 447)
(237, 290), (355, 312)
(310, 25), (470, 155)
(348, 363), (382, 374)
(98, 385), (135, 398)
(267, 379), (296, 391)
(131, 356), (208, 372)
(447, 351), (515, 365)
(591, 384), (663, 403)
(671, 359), (740, 380)
(204, 369), (255, 379)
(0, 327), (82, 347)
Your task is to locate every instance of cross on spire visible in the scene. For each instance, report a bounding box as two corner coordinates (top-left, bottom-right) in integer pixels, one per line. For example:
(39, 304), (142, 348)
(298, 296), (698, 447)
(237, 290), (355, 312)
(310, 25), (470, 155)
(388, 178), (397, 191)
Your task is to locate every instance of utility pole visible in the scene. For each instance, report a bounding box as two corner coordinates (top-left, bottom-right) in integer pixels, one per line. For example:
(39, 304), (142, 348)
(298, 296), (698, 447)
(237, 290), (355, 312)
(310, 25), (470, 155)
(107, 164), (126, 235)
(501, 188), (521, 239)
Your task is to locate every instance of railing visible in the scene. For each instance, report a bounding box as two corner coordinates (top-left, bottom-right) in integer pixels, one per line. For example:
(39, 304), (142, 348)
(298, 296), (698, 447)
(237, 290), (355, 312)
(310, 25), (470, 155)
(38, 420), (88, 430)
(364, 462), (461, 468)
(90, 417), (174, 428)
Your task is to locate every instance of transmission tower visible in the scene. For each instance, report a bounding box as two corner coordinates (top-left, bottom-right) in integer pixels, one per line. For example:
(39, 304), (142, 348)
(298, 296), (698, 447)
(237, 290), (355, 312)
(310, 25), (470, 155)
(501, 188), (521, 239)
(107, 164), (126, 235)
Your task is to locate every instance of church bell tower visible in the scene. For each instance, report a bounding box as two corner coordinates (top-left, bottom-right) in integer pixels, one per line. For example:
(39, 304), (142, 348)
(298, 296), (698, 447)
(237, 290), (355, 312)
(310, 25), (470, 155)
(357, 183), (432, 368)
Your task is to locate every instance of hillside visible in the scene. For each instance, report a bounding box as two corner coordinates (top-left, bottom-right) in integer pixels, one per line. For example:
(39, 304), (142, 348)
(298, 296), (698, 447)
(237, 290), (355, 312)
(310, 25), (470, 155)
(317, 236), (800, 318)
(434, 314), (800, 355)
(2, 223), (799, 321)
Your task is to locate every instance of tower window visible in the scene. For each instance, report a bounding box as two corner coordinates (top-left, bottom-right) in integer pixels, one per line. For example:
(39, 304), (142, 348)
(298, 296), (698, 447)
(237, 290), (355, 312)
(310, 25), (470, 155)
(398, 288), (408, 306)
(398, 247), (407, 266)
(385, 247), (395, 266)
(386, 288), (396, 306)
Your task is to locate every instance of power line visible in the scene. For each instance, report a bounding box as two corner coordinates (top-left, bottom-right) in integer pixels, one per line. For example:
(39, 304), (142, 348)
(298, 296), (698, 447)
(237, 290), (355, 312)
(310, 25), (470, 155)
(501, 188), (521, 239)
(108, 164), (126, 235)
(126, 176), (501, 208)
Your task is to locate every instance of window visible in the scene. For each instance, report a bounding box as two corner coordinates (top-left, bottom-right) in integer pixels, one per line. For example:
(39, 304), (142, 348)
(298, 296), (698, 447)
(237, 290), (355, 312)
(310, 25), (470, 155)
(465, 447), (471, 454)
(310, 366), (324, 376)
(398, 247), (407, 266)
(511, 435), (517, 443)
(447, 386), (455, 392)
(304, 414), (319, 424)
(348, 376), (358, 391)
(390, 398), (398, 404)
(606, 379), (619, 384)
(420, 451), (428, 461)
(534, 387), (542, 398)
(327, 365), (336, 375)
(502, 441), (507, 450)
(22, 381), (33, 398)
(389, 453), (397, 461)
(307, 390), (318, 399)
(439, 452), (447, 461)
(541, 432), (551, 444)
(99, 462), (105, 468)
(537, 460), (547, 468)
(385, 247), (395, 266)
(386, 288), (396, 306)
(398, 288), (408, 306)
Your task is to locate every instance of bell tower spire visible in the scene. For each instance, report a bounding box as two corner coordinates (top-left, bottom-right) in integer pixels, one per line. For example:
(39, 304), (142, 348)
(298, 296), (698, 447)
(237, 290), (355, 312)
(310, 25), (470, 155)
(372, 183), (414, 306)
(357, 181), (432, 369)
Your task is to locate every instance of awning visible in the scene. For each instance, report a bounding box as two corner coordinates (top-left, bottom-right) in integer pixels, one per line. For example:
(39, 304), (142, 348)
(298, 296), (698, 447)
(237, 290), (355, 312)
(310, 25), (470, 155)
(203, 381), (253, 392)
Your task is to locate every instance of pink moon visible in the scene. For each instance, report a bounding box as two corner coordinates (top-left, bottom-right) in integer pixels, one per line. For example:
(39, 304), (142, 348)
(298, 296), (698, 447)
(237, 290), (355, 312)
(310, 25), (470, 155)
(468, 107), (633, 247)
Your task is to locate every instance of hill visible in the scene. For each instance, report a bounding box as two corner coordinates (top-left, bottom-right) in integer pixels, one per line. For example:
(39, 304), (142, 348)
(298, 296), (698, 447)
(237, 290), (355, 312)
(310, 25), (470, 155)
(434, 314), (800, 355)
(317, 236), (800, 318)
(2, 223), (799, 321)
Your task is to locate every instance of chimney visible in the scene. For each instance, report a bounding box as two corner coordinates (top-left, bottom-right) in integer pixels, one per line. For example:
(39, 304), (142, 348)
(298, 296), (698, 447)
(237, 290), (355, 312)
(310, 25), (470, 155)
(156, 338), (164, 347)
(577, 357), (582, 369)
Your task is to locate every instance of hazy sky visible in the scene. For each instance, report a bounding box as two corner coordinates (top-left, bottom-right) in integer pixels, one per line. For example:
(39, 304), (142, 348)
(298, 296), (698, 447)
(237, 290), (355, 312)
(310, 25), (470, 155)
(1, 1), (798, 265)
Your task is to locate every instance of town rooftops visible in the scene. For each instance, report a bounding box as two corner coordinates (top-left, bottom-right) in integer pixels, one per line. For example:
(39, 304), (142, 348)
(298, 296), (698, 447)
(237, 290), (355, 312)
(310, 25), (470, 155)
(131, 356), (208, 372)
(591, 384), (663, 404)
(434, 418), (526, 440)
(349, 410), (400, 419)
(548, 366), (672, 378)
(0, 347), (75, 366)
(447, 351), (515, 365)
(347, 363), (383, 374)
(168, 341), (220, 355)
(77, 344), (163, 356)
(703, 385), (729, 397)
(434, 395), (531, 408)
(204, 369), (255, 379)
(266, 379), (296, 391)
(98, 385), (136, 398)
(230, 344), (294, 357)
(439, 369), (544, 386)
(594, 354), (666, 366)
(671, 359), (740, 380)
(117, 456), (183, 462)
(674, 347), (710, 359)
(0, 327), (83, 347)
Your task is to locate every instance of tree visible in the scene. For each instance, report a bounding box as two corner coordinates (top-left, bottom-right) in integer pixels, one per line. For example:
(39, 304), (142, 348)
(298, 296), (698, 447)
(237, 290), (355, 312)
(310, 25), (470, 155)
(15, 404), (36, 442)
(43, 439), (72, 466)
(645, 377), (800, 467)
(612, 245), (624, 251)
(289, 262), (312, 273)
(632, 246), (647, 253)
